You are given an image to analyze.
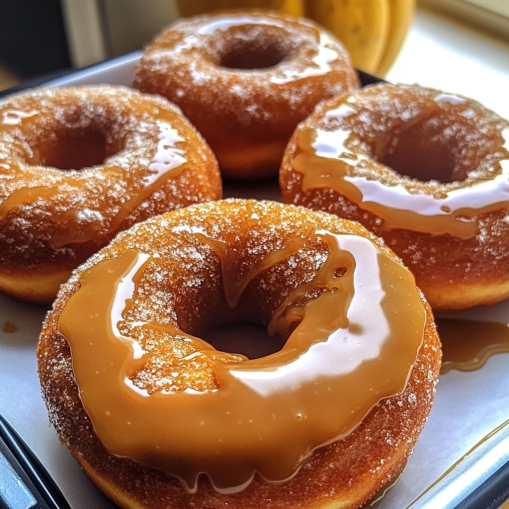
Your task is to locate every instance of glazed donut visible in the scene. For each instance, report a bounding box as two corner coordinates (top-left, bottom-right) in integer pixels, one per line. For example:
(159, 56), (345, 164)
(38, 199), (440, 509)
(0, 85), (221, 303)
(133, 10), (359, 180)
(280, 83), (509, 311)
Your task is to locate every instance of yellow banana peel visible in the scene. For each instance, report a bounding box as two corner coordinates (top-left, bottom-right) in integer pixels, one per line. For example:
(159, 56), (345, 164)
(304, 0), (390, 74)
(376, 0), (415, 76)
(177, 0), (303, 17)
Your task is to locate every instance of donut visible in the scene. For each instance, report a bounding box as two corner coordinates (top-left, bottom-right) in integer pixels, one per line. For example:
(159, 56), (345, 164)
(133, 10), (359, 180)
(37, 199), (441, 509)
(280, 83), (509, 311)
(0, 85), (221, 303)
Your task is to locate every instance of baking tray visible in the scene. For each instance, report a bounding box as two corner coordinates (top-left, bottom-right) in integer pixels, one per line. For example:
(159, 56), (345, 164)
(1, 51), (509, 509)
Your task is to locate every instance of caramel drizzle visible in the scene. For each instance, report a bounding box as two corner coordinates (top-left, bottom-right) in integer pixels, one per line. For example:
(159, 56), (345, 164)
(108, 123), (186, 230)
(0, 183), (107, 248)
(293, 105), (509, 238)
(181, 15), (341, 85)
(195, 213), (312, 309)
(0, 186), (61, 221)
(269, 32), (342, 85)
(59, 224), (425, 493)
(1, 108), (39, 127)
(0, 117), (187, 246)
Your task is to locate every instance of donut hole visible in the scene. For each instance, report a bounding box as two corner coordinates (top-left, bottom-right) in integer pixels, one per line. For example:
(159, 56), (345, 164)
(38, 126), (123, 171)
(376, 117), (469, 183)
(217, 26), (290, 70)
(202, 322), (283, 360)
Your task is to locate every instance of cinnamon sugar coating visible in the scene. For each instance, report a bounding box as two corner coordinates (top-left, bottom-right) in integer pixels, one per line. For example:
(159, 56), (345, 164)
(133, 10), (359, 180)
(280, 83), (509, 310)
(0, 85), (221, 303)
(38, 199), (441, 509)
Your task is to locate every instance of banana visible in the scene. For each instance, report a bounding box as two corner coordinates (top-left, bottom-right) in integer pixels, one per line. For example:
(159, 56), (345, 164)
(375, 0), (415, 76)
(175, 0), (211, 17)
(304, 0), (390, 74)
(259, 0), (304, 16)
(176, 0), (303, 17)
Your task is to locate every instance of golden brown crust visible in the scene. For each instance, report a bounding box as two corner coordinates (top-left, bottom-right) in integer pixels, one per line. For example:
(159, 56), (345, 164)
(0, 85), (222, 303)
(133, 10), (359, 180)
(280, 83), (509, 311)
(37, 199), (441, 509)
(0, 266), (72, 304)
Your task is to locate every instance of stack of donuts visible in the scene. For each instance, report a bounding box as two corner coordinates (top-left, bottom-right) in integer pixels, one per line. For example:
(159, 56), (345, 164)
(2, 7), (508, 509)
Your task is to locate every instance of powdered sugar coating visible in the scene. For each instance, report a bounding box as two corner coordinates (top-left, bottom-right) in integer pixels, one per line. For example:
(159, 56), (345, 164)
(38, 199), (441, 509)
(0, 85), (221, 301)
(133, 11), (359, 179)
(280, 83), (509, 310)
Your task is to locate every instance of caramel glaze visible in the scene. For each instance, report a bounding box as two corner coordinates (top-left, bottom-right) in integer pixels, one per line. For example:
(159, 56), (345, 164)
(58, 207), (426, 493)
(437, 318), (509, 374)
(39, 200), (441, 509)
(280, 84), (509, 311)
(133, 10), (359, 179)
(0, 86), (221, 303)
(290, 92), (509, 239)
(0, 98), (186, 246)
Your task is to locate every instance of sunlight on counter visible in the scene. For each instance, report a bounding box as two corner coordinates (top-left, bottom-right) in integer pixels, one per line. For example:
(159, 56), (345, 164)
(387, 6), (509, 120)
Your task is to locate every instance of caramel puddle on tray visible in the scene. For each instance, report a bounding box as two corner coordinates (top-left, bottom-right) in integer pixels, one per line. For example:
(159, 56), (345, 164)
(436, 317), (509, 374)
(401, 318), (509, 508)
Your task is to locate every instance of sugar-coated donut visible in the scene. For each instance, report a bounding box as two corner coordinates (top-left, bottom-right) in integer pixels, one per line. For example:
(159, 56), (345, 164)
(280, 83), (509, 311)
(133, 11), (359, 180)
(0, 85), (221, 303)
(38, 199), (440, 509)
